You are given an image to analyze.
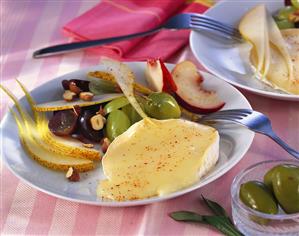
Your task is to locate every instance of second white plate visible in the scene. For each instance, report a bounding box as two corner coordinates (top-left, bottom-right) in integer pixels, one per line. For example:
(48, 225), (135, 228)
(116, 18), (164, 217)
(190, 0), (299, 101)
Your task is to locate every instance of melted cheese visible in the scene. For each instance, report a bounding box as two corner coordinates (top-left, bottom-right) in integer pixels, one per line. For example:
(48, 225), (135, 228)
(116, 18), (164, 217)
(97, 118), (219, 201)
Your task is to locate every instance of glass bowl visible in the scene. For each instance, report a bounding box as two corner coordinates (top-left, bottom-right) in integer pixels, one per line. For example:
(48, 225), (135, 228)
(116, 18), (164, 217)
(231, 160), (299, 236)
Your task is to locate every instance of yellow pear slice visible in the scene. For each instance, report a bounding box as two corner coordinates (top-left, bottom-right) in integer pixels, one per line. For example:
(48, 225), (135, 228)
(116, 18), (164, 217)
(239, 4), (270, 76)
(34, 93), (123, 112)
(101, 59), (148, 119)
(1, 84), (100, 165)
(266, 29), (299, 94)
(11, 110), (94, 172)
(13, 81), (102, 160)
(267, 14), (294, 81)
(37, 117), (101, 161)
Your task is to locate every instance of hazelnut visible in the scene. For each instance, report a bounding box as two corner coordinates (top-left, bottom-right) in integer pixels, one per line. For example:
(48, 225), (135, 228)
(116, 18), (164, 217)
(82, 143), (94, 148)
(100, 137), (111, 153)
(66, 167), (80, 182)
(90, 114), (106, 130)
(69, 82), (82, 94)
(79, 92), (94, 101)
(63, 90), (76, 102)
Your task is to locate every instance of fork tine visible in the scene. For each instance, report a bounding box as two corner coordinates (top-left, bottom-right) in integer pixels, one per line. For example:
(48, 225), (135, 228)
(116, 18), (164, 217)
(200, 114), (247, 121)
(209, 109), (252, 115)
(190, 14), (239, 34)
(189, 22), (242, 40)
(191, 17), (237, 35)
(189, 14), (242, 40)
(199, 109), (252, 121)
(190, 22), (234, 36)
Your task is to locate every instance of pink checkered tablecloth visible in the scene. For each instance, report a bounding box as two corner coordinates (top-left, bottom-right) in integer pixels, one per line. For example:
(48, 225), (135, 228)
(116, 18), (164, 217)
(1, 1), (298, 235)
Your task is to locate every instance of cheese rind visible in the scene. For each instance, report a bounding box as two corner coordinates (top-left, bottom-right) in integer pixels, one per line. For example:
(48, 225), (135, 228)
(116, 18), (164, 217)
(97, 118), (219, 201)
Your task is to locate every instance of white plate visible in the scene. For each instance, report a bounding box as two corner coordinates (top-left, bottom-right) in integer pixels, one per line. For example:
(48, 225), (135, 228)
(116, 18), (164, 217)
(1, 62), (254, 207)
(190, 0), (299, 101)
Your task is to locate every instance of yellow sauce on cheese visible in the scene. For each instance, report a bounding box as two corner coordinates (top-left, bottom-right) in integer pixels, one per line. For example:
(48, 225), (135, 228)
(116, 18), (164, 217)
(97, 118), (219, 201)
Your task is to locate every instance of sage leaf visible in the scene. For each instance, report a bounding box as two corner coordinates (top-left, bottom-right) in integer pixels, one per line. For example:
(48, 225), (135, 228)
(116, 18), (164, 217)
(169, 211), (205, 223)
(203, 216), (244, 236)
(201, 195), (233, 224)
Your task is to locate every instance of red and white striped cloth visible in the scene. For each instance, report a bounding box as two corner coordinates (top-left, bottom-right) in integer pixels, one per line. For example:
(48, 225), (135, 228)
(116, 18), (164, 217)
(1, 1), (298, 235)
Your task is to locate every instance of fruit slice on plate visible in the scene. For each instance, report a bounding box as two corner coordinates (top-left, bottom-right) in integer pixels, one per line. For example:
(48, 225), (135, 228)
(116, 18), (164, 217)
(239, 4), (270, 77)
(34, 93), (123, 112)
(17, 81), (101, 160)
(171, 61), (225, 114)
(1, 83), (100, 166)
(145, 59), (177, 93)
(266, 29), (299, 94)
(101, 59), (148, 120)
(268, 12), (294, 81)
(11, 109), (94, 172)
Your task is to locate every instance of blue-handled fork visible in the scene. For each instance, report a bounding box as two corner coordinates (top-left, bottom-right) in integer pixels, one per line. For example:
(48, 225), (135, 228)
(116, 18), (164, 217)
(33, 13), (242, 58)
(200, 109), (299, 160)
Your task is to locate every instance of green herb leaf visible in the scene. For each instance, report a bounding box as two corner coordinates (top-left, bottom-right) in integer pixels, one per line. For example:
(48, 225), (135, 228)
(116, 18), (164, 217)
(169, 212), (244, 236)
(203, 216), (244, 236)
(169, 211), (205, 223)
(202, 195), (229, 217)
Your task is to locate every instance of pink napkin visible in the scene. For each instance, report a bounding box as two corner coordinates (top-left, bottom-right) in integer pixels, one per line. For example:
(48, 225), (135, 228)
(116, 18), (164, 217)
(63, 0), (210, 61)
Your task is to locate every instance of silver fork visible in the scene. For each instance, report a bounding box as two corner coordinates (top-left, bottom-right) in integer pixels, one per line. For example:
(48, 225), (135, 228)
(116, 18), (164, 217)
(199, 109), (299, 159)
(33, 13), (242, 58)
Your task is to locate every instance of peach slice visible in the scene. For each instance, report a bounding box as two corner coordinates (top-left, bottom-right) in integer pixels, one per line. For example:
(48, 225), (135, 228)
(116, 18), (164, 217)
(171, 61), (225, 114)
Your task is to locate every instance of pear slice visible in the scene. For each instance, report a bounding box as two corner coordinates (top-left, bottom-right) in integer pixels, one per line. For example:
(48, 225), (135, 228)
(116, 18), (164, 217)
(101, 59), (148, 120)
(266, 29), (299, 94)
(239, 4), (270, 77)
(267, 13), (294, 81)
(34, 93), (123, 112)
(37, 116), (101, 161)
(13, 81), (102, 160)
(1, 84), (101, 162)
(11, 109), (94, 172)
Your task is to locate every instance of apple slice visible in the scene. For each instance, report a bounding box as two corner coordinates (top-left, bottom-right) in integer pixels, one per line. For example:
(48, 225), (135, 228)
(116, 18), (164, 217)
(145, 59), (177, 93)
(171, 61), (225, 114)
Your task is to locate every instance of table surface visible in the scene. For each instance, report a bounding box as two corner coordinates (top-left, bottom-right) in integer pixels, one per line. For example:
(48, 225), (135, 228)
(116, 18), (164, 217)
(1, 1), (298, 235)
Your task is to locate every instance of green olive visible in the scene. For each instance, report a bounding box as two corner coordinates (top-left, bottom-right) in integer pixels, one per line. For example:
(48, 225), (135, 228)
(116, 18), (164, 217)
(105, 110), (131, 141)
(122, 104), (142, 124)
(270, 164), (299, 214)
(264, 166), (279, 192)
(121, 96), (146, 124)
(275, 19), (295, 29)
(104, 96), (130, 114)
(145, 92), (181, 120)
(239, 181), (278, 214)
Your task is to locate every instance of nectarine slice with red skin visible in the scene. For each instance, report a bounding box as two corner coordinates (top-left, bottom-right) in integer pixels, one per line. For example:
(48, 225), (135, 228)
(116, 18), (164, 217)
(145, 59), (177, 93)
(171, 61), (225, 114)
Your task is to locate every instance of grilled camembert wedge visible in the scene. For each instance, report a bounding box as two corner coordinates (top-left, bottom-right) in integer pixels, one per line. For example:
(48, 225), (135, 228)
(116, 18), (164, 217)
(97, 118), (219, 201)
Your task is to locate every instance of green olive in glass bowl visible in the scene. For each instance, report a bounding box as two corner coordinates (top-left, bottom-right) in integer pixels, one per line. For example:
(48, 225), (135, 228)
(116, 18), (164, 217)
(264, 164), (299, 214)
(231, 160), (299, 236)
